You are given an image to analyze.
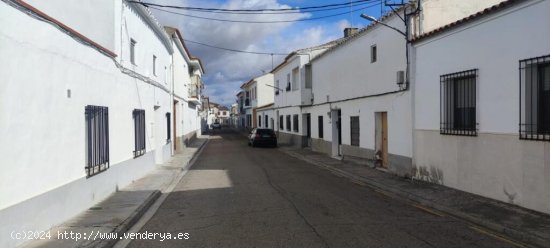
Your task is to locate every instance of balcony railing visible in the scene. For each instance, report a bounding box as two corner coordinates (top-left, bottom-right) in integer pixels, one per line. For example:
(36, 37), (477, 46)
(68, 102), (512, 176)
(188, 75), (202, 99)
(244, 98), (250, 106)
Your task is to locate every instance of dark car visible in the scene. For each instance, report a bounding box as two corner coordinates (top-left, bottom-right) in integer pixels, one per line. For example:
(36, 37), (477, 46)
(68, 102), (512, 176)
(248, 128), (277, 147)
(211, 122), (221, 129)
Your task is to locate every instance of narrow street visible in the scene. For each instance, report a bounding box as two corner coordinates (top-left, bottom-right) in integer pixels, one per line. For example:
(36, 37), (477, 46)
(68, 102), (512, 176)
(128, 130), (513, 248)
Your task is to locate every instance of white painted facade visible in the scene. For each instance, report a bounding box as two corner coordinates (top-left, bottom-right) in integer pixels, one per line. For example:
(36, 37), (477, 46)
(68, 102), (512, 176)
(307, 11), (412, 175)
(413, 0), (550, 214)
(240, 73), (274, 129)
(0, 1), (204, 246)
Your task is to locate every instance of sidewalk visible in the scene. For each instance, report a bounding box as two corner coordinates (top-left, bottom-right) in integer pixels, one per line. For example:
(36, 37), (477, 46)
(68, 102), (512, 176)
(281, 147), (550, 248)
(24, 136), (209, 248)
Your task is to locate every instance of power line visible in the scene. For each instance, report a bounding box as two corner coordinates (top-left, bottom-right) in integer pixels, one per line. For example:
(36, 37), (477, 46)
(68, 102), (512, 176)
(131, 0), (379, 12)
(183, 39), (288, 55)
(148, 2), (381, 24)
(151, 1), (377, 15)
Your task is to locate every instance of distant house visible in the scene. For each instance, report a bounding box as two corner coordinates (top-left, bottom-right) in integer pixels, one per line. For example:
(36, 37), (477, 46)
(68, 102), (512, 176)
(239, 73), (275, 129)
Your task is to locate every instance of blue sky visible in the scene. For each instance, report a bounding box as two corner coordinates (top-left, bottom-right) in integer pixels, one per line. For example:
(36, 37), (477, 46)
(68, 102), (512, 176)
(150, 0), (399, 106)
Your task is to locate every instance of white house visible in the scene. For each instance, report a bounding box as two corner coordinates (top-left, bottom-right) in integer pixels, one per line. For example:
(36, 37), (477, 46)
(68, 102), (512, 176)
(0, 1), (204, 246)
(270, 40), (343, 147)
(165, 27), (205, 150)
(240, 73), (274, 129)
(412, 0), (550, 214)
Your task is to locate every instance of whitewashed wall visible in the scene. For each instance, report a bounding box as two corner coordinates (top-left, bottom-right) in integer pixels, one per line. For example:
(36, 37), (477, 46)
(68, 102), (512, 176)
(0, 2), (175, 246)
(413, 0), (550, 214)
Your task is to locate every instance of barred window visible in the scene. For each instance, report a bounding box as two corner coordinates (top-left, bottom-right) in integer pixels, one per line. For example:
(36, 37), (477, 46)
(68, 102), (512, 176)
(350, 116), (360, 146)
(85, 105), (109, 177)
(258, 115), (262, 127)
(520, 54), (550, 141)
(440, 69), (477, 136)
(293, 115), (299, 132)
(133, 109), (146, 158)
(280, 115), (284, 129)
(286, 115), (291, 131)
(318, 116), (324, 138)
(166, 112), (171, 143)
(264, 115), (268, 128)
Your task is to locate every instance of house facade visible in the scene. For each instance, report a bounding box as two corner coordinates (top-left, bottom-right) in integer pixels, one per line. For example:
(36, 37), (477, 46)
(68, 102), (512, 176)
(412, 0), (550, 214)
(240, 73), (275, 130)
(0, 1), (204, 246)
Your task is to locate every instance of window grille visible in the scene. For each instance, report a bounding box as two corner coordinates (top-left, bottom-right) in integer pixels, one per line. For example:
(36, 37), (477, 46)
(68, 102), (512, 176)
(350, 116), (360, 146)
(280, 116), (284, 129)
(85, 105), (109, 177)
(258, 115), (262, 127)
(166, 112), (171, 143)
(133, 109), (146, 157)
(318, 116), (324, 138)
(440, 69), (478, 136)
(520, 54), (550, 141)
(293, 115), (299, 132)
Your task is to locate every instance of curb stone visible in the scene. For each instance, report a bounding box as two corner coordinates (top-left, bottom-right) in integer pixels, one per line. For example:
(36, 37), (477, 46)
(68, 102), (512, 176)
(281, 149), (548, 248)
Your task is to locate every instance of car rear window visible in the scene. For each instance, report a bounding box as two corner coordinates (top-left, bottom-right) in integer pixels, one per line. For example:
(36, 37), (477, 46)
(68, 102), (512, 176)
(256, 129), (274, 135)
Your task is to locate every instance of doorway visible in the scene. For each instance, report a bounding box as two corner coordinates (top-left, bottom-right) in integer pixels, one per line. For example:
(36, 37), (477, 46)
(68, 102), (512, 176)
(173, 100), (178, 151)
(375, 112), (388, 168)
(331, 109), (342, 157)
(304, 113), (311, 147)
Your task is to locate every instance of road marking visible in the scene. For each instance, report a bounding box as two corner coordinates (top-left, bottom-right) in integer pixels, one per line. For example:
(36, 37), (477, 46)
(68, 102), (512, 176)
(412, 204), (445, 217)
(469, 226), (526, 248)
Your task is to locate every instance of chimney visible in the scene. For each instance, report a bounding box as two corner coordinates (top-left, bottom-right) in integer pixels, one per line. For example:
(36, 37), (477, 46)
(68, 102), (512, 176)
(344, 27), (358, 38)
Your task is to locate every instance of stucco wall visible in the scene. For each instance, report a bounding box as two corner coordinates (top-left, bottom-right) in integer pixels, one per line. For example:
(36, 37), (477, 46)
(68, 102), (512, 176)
(0, 2), (176, 246)
(413, 0), (550, 214)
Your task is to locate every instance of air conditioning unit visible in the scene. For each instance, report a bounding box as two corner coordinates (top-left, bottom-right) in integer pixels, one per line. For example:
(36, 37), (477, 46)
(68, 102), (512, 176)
(396, 71), (405, 88)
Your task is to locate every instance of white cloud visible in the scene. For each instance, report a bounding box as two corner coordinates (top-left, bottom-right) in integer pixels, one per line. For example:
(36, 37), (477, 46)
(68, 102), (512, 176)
(149, 0), (342, 106)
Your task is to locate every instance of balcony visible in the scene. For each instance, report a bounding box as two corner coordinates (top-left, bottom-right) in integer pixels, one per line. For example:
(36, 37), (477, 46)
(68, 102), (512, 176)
(188, 75), (202, 104)
(244, 98), (250, 107)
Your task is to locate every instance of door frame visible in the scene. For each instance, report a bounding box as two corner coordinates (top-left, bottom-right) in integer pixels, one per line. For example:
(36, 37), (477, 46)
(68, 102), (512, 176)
(375, 112), (388, 168)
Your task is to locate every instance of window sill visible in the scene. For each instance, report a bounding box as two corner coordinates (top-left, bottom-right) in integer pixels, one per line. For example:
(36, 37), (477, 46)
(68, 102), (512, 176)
(133, 150), (146, 158)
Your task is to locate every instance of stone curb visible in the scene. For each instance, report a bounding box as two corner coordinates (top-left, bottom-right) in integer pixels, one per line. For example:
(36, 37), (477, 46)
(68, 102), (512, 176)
(282, 149), (549, 248)
(98, 137), (209, 248)
(96, 190), (161, 248)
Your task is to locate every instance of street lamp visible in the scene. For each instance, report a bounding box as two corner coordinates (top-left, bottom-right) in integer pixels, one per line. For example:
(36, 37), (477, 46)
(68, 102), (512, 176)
(360, 14), (407, 38)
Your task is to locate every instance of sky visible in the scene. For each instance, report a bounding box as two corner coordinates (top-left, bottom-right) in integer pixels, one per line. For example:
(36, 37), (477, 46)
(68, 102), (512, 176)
(148, 0), (400, 107)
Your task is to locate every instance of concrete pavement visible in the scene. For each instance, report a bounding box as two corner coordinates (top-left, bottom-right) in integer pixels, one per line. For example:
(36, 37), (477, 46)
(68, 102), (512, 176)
(281, 147), (550, 248)
(24, 136), (208, 248)
(127, 130), (520, 248)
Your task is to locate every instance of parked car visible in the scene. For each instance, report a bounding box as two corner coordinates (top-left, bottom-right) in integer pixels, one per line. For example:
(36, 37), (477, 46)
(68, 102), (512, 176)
(211, 122), (221, 129)
(248, 128), (277, 147)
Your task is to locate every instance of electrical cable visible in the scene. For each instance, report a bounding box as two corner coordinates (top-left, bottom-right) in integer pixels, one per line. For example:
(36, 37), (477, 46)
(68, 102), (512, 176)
(148, 2), (381, 24)
(182, 39), (288, 55)
(130, 0), (379, 12)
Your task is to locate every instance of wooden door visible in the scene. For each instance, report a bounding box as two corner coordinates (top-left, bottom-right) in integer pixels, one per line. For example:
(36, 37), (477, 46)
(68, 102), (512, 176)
(381, 112), (388, 168)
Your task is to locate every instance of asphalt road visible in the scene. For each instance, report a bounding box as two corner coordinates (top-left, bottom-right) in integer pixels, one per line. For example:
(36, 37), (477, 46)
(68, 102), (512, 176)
(128, 130), (515, 248)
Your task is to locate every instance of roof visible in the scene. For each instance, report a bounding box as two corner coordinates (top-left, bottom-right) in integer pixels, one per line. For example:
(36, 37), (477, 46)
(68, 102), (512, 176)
(311, 4), (409, 63)
(270, 37), (347, 73)
(256, 103), (274, 110)
(164, 27), (205, 74)
(412, 0), (520, 43)
(240, 78), (255, 89)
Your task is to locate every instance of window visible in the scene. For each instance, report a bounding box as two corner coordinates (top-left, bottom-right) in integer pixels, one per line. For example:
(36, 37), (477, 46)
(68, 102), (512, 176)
(318, 116), (324, 138)
(305, 65), (312, 89)
(264, 115), (268, 128)
(275, 80), (280, 95)
(286, 74), (291, 91)
(292, 67), (299, 91)
(258, 115), (262, 127)
(152, 55), (157, 76)
(280, 115), (284, 129)
(520, 54), (550, 141)
(371, 45), (377, 63)
(166, 112), (171, 143)
(286, 115), (291, 131)
(133, 109), (146, 157)
(350, 116), (360, 146)
(440, 69), (477, 136)
(293, 114), (299, 132)
(130, 39), (136, 65)
(85, 105), (109, 177)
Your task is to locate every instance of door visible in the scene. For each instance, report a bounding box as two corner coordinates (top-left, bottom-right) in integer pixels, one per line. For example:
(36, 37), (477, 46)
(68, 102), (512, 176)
(381, 112), (388, 168)
(337, 110), (342, 155)
(173, 101), (177, 151)
(306, 114), (311, 147)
